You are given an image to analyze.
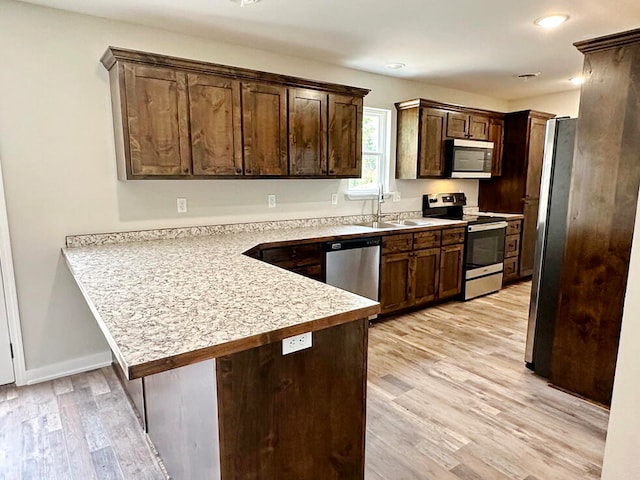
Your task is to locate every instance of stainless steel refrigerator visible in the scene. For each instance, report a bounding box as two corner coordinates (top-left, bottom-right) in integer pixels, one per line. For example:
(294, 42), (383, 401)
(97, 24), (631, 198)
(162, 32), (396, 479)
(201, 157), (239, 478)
(525, 117), (577, 378)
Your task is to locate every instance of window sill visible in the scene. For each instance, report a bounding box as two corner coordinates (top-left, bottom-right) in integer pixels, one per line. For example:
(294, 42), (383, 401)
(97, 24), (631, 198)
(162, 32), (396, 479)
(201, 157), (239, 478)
(345, 191), (395, 201)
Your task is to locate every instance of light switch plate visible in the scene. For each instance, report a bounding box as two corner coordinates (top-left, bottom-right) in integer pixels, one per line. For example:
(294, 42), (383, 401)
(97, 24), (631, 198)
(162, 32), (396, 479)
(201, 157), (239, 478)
(282, 332), (312, 355)
(393, 191), (401, 202)
(331, 193), (338, 205)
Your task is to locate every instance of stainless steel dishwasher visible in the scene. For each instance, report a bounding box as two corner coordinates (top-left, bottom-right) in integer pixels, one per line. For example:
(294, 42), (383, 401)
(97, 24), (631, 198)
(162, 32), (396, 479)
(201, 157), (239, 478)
(323, 237), (381, 302)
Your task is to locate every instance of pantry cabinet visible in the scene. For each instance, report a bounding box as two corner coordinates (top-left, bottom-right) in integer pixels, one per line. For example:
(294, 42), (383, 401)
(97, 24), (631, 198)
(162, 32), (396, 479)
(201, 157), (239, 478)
(101, 47), (369, 180)
(478, 110), (555, 278)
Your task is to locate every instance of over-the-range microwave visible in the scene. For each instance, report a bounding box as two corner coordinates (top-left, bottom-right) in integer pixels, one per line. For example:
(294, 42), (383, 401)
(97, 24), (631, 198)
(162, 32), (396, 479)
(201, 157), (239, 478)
(445, 139), (494, 178)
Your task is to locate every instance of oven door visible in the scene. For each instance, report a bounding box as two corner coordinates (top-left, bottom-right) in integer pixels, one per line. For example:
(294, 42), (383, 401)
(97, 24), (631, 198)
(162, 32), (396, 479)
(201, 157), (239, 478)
(465, 222), (507, 279)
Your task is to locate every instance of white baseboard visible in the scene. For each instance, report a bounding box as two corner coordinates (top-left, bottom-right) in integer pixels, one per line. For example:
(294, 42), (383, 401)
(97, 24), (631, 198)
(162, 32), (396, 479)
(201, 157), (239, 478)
(23, 350), (113, 385)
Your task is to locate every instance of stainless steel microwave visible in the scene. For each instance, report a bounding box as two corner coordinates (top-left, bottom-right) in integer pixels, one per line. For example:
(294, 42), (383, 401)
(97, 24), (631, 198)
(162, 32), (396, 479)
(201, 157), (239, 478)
(445, 139), (493, 178)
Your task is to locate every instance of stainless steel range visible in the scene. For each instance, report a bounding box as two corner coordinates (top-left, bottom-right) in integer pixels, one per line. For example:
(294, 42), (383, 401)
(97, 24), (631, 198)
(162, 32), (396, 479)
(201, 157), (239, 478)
(423, 193), (508, 300)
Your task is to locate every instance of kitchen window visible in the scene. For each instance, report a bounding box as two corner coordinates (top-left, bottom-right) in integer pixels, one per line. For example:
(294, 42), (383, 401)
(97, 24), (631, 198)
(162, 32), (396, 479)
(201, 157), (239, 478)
(347, 107), (391, 197)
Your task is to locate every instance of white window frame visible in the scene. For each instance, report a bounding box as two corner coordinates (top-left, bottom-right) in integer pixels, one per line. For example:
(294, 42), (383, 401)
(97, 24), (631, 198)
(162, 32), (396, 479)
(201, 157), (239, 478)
(347, 107), (392, 199)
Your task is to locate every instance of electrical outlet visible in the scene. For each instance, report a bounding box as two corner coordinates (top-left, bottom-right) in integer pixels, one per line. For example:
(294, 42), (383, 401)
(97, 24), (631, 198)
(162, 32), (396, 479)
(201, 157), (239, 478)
(268, 194), (276, 208)
(282, 332), (313, 355)
(177, 197), (188, 213)
(393, 191), (401, 202)
(331, 193), (338, 205)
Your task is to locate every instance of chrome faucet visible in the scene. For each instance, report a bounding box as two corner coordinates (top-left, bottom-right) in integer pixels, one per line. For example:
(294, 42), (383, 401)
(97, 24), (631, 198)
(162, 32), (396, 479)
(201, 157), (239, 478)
(376, 184), (384, 224)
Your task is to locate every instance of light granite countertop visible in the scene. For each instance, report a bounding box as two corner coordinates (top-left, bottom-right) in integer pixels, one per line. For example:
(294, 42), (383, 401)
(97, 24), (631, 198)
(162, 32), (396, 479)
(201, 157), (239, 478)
(63, 218), (465, 379)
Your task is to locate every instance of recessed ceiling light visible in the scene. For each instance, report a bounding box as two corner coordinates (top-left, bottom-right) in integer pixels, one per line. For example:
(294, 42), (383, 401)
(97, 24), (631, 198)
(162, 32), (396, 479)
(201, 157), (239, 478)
(230, 0), (262, 6)
(569, 76), (585, 85)
(385, 63), (406, 70)
(534, 14), (570, 29)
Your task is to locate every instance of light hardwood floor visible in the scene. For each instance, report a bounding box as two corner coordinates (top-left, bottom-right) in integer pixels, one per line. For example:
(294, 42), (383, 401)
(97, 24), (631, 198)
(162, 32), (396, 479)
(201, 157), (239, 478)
(0, 282), (608, 479)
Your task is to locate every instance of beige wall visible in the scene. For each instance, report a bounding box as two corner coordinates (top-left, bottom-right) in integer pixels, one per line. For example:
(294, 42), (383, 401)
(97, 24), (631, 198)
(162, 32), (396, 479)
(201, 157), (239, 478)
(601, 189), (640, 480)
(508, 89), (581, 118)
(0, 0), (508, 378)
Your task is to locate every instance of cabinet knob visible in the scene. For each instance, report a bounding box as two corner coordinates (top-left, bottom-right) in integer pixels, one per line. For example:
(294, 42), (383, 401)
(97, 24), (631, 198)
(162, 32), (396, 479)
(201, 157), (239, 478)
(329, 170), (335, 174)
(183, 168), (189, 173)
(246, 169), (252, 174)
(235, 168), (242, 174)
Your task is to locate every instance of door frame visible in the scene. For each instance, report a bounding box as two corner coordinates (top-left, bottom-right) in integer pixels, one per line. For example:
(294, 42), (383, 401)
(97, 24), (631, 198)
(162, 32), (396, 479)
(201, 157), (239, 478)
(0, 160), (25, 385)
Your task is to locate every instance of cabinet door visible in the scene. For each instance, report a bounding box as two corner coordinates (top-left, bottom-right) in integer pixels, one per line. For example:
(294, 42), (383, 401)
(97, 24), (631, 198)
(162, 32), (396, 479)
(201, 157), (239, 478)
(241, 82), (288, 176)
(289, 89), (327, 176)
(123, 64), (191, 176)
(446, 111), (468, 138)
(468, 115), (490, 140)
(418, 108), (447, 177)
(328, 94), (362, 177)
(525, 117), (548, 198)
(188, 74), (243, 176)
(488, 118), (504, 176)
(413, 248), (440, 305)
(380, 252), (413, 313)
(439, 244), (464, 299)
(520, 199), (540, 277)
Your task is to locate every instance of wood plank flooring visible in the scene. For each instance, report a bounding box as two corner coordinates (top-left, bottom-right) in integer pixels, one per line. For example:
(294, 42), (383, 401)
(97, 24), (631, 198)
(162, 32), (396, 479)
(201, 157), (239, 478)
(0, 282), (608, 479)
(365, 282), (608, 480)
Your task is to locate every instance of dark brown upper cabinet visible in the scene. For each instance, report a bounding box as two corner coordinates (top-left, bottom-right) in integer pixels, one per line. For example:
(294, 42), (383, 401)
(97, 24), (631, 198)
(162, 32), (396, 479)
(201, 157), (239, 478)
(101, 47), (369, 180)
(328, 94), (363, 177)
(188, 74), (242, 176)
(446, 112), (489, 140)
(242, 82), (288, 176)
(121, 64), (192, 177)
(395, 99), (503, 179)
(288, 88), (327, 176)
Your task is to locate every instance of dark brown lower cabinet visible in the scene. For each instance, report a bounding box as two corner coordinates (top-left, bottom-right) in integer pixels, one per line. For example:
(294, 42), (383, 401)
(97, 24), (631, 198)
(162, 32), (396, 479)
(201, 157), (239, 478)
(380, 229), (464, 315)
(259, 243), (324, 282)
(413, 248), (440, 305)
(439, 244), (464, 300)
(217, 319), (368, 479)
(380, 252), (413, 313)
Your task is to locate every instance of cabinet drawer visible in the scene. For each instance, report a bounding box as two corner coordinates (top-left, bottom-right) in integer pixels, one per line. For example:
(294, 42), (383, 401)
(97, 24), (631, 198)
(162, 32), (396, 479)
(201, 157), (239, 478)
(261, 243), (321, 269)
(503, 256), (519, 281)
(413, 230), (441, 250)
(506, 220), (522, 236)
(505, 234), (520, 258)
(441, 227), (465, 246)
(382, 234), (413, 254)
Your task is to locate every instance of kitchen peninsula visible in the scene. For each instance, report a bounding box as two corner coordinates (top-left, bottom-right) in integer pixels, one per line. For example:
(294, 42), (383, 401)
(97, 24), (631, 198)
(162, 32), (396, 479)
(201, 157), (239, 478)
(62, 216), (463, 479)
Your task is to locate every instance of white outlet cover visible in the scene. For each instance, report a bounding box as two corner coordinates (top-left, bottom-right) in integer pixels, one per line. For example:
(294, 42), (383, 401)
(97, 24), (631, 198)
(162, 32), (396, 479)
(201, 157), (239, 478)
(177, 197), (188, 213)
(282, 332), (312, 355)
(268, 194), (276, 208)
(394, 192), (401, 202)
(331, 193), (338, 205)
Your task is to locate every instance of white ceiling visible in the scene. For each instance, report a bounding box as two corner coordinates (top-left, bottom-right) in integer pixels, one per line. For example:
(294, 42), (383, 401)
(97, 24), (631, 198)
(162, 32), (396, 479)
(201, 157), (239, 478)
(18, 0), (640, 100)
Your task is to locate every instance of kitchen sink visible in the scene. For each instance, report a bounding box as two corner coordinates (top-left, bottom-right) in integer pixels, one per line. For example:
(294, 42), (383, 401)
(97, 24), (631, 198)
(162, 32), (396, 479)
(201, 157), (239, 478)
(397, 219), (436, 226)
(355, 221), (407, 229)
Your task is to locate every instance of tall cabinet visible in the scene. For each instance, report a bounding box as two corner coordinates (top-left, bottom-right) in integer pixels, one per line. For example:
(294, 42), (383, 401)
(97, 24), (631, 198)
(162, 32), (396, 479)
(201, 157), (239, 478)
(550, 28), (640, 406)
(478, 110), (555, 278)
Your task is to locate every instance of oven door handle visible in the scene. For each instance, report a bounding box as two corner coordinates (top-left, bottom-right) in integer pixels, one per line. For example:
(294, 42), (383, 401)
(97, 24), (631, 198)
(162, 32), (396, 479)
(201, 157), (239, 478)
(467, 222), (508, 232)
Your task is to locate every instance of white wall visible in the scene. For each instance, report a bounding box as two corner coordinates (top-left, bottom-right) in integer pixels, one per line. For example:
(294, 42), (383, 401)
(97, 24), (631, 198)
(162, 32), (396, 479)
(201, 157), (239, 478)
(601, 189), (640, 480)
(508, 89), (581, 118)
(0, 0), (509, 379)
